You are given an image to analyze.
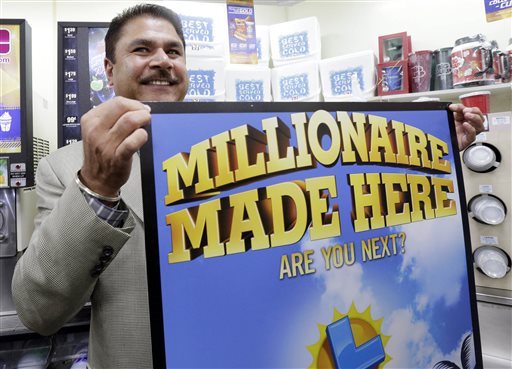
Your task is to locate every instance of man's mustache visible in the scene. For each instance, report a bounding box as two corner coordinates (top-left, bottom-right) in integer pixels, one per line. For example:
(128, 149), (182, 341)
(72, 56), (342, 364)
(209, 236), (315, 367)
(139, 70), (181, 85)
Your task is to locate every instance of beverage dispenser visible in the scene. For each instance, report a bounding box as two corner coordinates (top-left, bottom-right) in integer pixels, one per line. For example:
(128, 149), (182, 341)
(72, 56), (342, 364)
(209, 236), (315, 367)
(0, 17), (38, 328)
(461, 107), (512, 362)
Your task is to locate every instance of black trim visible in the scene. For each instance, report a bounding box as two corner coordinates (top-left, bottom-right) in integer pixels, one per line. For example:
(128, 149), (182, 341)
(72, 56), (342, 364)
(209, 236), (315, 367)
(146, 100), (452, 114)
(140, 121), (166, 367)
(449, 107), (484, 369)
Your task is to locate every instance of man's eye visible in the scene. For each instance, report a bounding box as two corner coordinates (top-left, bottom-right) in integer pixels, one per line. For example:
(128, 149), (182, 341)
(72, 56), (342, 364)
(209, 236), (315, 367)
(167, 50), (179, 55)
(134, 47), (149, 53)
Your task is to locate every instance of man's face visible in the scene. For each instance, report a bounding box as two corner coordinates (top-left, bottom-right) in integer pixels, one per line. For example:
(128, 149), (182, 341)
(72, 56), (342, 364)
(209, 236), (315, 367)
(105, 16), (188, 102)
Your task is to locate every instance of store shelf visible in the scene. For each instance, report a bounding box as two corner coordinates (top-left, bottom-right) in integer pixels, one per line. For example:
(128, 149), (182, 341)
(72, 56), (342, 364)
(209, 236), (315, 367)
(369, 82), (512, 112)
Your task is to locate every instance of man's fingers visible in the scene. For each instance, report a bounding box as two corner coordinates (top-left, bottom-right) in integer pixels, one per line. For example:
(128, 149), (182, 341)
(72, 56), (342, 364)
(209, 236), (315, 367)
(116, 128), (149, 161)
(108, 108), (151, 145)
(462, 122), (476, 142)
(82, 96), (149, 133)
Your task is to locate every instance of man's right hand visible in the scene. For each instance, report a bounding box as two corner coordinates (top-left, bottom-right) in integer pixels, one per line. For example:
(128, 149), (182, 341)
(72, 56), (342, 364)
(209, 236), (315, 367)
(78, 96), (151, 198)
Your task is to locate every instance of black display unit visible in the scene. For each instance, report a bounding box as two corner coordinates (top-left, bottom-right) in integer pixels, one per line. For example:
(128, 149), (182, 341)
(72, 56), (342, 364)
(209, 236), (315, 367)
(0, 19), (33, 188)
(57, 22), (111, 148)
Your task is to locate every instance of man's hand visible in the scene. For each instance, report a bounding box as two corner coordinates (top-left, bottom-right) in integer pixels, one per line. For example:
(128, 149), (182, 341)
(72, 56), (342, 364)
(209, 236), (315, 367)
(450, 103), (485, 151)
(79, 96), (151, 197)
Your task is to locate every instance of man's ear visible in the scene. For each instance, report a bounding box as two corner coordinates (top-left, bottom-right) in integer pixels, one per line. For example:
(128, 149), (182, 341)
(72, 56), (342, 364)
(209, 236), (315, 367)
(104, 58), (114, 87)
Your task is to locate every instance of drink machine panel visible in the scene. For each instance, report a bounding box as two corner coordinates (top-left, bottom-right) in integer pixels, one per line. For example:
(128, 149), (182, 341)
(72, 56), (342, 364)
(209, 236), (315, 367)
(0, 17), (37, 332)
(0, 19), (33, 188)
(461, 111), (512, 292)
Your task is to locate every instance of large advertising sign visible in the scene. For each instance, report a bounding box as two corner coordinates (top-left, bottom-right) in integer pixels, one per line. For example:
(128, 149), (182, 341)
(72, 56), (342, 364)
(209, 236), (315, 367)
(140, 102), (482, 369)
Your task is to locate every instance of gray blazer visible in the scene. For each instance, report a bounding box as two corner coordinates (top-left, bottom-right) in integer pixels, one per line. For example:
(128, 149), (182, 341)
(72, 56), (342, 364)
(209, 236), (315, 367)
(12, 142), (153, 369)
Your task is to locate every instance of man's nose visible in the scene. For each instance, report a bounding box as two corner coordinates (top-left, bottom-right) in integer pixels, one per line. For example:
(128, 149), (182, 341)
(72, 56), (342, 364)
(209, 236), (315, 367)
(149, 48), (172, 68)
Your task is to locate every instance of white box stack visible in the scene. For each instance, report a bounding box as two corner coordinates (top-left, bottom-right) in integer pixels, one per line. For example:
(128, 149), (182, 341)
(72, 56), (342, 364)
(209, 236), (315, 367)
(268, 17), (321, 67)
(174, 1), (228, 101)
(225, 65), (272, 102)
(271, 60), (321, 102)
(267, 17), (321, 102)
(173, 2), (228, 59)
(319, 50), (377, 101)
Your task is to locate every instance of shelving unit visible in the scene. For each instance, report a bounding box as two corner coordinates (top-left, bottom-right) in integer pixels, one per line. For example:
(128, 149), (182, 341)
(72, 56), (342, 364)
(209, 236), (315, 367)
(369, 82), (512, 112)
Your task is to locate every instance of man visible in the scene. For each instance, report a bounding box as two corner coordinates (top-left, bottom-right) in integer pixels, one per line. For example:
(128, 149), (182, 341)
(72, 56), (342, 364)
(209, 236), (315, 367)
(12, 4), (187, 368)
(12, 3), (484, 369)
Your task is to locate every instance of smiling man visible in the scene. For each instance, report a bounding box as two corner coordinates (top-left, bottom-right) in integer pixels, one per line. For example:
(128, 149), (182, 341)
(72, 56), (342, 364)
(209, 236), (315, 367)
(11, 3), (484, 369)
(12, 4), (188, 369)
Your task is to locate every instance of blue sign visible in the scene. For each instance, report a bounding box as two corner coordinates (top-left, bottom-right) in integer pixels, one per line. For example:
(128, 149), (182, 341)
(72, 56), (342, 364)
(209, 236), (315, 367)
(141, 102), (483, 369)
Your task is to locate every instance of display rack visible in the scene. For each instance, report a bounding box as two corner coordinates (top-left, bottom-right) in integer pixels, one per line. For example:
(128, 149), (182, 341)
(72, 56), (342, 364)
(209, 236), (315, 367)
(369, 82), (512, 112)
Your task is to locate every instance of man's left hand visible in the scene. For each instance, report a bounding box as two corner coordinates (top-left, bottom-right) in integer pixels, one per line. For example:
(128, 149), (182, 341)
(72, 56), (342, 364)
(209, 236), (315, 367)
(450, 103), (485, 151)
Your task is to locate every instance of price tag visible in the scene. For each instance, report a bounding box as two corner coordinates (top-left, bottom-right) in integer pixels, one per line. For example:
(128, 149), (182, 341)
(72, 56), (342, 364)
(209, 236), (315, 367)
(479, 185), (493, 193)
(480, 236), (498, 245)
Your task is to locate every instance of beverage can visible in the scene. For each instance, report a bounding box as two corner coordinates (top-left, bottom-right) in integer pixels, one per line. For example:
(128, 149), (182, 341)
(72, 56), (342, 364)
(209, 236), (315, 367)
(451, 34), (494, 87)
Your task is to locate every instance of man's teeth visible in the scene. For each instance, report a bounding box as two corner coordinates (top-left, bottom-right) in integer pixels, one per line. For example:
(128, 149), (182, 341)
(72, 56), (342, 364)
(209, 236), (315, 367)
(149, 80), (170, 85)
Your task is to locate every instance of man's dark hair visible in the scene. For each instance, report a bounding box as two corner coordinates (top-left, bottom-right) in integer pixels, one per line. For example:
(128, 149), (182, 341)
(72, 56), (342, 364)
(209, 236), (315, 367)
(105, 3), (186, 63)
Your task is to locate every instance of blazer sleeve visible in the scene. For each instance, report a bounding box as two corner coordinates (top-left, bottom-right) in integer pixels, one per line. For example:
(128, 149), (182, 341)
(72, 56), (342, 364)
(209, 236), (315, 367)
(12, 155), (136, 336)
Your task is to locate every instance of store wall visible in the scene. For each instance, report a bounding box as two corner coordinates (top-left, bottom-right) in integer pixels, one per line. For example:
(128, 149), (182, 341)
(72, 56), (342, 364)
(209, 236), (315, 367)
(284, 0), (511, 59)
(1, 0), (510, 153)
(0, 0), (286, 152)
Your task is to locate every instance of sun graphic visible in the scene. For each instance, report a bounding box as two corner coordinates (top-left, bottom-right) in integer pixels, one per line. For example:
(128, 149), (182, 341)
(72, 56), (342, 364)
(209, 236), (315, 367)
(307, 303), (391, 369)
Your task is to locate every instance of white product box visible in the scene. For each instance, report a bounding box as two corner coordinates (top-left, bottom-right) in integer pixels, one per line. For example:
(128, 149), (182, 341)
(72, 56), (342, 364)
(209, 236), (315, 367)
(185, 57), (226, 102)
(169, 1), (228, 58)
(268, 17), (321, 67)
(225, 65), (272, 102)
(256, 25), (270, 66)
(319, 50), (377, 101)
(271, 60), (321, 102)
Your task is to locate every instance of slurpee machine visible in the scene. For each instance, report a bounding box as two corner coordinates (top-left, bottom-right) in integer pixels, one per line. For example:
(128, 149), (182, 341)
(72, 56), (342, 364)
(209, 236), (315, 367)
(1, 19), (88, 369)
(0, 17), (35, 285)
(0, 16), (34, 315)
(0, 18), (45, 369)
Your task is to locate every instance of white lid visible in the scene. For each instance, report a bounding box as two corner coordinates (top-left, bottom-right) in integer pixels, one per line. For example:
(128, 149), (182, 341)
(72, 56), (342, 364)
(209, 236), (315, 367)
(474, 246), (510, 279)
(463, 144), (496, 171)
(459, 91), (491, 99)
(471, 196), (506, 225)
(412, 97), (441, 102)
